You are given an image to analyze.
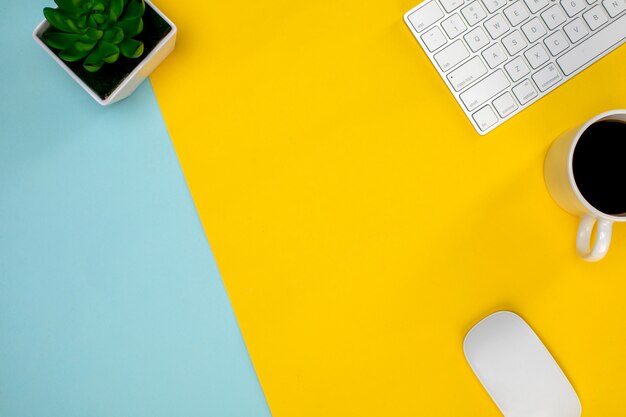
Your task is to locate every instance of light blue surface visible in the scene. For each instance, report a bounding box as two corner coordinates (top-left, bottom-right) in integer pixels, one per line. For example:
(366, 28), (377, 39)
(0, 2), (271, 416)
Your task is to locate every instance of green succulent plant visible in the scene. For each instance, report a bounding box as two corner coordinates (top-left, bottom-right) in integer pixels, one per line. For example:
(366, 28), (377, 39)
(42, 0), (146, 73)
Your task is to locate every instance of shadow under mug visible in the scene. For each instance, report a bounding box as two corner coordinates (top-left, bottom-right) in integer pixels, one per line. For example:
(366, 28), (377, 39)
(544, 110), (626, 262)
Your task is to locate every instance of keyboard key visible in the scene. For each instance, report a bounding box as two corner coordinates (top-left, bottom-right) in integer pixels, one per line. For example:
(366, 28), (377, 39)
(583, 5), (609, 29)
(472, 105), (499, 131)
(541, 5), (567, 29)
(505, 56), (531, 80)
(504, 1), (531, 25)
(512, 79), (538, 104)
(441, 0), (465, 13)
(524, 43), (550, 67)
(561, 0), (587, 16)
(442, 14), (468, 38)
(524, 0), (550, 14)
(459, 69), (511, 110)
(482, 0), (508, 13)
(492, 92), (519, 116)
(522, 17), (548, 42)
(603, 0), (626, 16)
(484, 14), (511, 38)
(482, 43), (508, 67)
(464, 26), (491, 51)
(421, 26), (448, 51)
(532, 63), (563, 90)
(564, 17), (590, 42)
(462, 1), (488, 25)
(557, 13), (626, 74)
(544, 30), (570, 55)
(447, 56), (488, 90)
(406, 1), (445, 32)
(434, 40), (471, 71)
(502, 30), (528, 55)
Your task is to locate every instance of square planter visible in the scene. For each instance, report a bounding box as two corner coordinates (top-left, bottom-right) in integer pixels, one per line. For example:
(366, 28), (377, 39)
(33, 0), (177, 106)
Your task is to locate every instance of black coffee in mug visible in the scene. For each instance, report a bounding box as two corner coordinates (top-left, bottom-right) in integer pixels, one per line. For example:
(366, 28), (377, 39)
(572, 120), (626, 216)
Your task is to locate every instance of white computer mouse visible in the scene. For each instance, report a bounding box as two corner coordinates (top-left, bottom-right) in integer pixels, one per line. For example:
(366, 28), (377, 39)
(464, 311), (581, 417)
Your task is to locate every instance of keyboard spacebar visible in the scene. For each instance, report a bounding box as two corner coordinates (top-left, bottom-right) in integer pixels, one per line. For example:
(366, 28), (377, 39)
(557, 14), (626, 76)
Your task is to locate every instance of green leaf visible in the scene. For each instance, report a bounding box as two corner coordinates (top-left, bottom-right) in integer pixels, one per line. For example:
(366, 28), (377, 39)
(59, 45), (90, 62)
(53, 0), (81, 15)
(65, 17), (81, 32)
(74, 37), (98, 52)
(85, 27), (103, 40)
(109, 0), (124, 20)
(43, 8), (77, 33)
(88, 13), (108, 28)
(107, 8), (119, 26)
(87, 13), (107, 27)
(92, 0), (106, 12)
(92, 13), (107, 24)
(83, 49), (105, 72)
(122, 0), (145, 19)
(103, 27), (124, 44)
(119, 38), (143, 58)
(75, 14), (87, 28)
(116, 17), (143, 37)
(42, 32), (81, 49)
(99, 41), (120, 63)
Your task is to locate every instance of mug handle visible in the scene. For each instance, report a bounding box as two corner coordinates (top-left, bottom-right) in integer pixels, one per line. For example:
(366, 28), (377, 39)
(576, 214), (613, 262)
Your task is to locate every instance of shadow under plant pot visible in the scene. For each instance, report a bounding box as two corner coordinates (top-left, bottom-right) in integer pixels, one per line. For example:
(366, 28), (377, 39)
(33, 0), (176, 106)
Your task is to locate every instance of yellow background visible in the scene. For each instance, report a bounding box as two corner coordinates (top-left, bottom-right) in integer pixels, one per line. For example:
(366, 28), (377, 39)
(150, 1), (626, 415)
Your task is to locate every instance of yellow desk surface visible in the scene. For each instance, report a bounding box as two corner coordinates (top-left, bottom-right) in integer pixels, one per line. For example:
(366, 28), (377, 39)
(151, 1), (626, 415)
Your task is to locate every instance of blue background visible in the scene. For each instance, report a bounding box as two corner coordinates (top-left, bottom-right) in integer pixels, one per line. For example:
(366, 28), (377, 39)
(0, 2), (271, 416)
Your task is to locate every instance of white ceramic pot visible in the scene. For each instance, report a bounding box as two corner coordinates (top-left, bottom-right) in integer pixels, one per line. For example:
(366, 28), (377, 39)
(32, 0), (176, 106)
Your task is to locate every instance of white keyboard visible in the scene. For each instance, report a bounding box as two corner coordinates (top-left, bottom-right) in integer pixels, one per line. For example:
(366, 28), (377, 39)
(404, 0), (626, 134)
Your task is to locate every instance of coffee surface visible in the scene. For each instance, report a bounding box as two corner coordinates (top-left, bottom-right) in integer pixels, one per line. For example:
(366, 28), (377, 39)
(573, 120), (626, 216)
